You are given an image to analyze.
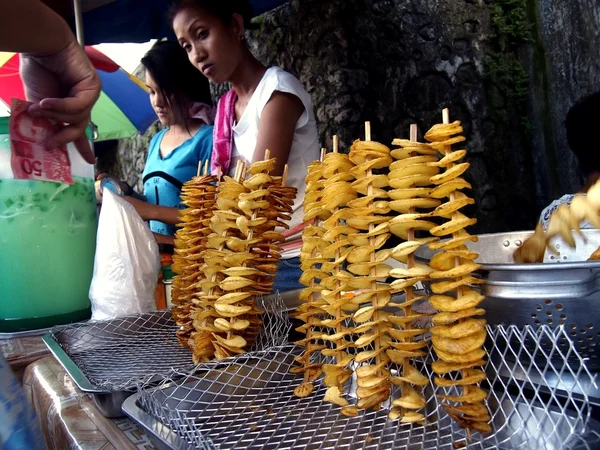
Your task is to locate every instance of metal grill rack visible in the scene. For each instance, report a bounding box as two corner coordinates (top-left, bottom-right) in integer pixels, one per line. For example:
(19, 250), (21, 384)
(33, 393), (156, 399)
(45, 295), (290, 393)
(133, 325), (598, 450)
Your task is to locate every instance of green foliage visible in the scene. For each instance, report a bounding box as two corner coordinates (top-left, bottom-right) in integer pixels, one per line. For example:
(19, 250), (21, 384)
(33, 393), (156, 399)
(485, 54), (532, 134)
(485, 0), (535, 133)
(490, 0), (533, 47)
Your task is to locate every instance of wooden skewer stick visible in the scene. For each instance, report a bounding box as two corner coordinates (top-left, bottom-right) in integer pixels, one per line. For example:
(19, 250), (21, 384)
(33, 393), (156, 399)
(197, 160), (203, 177)
(302, 150), (326, 387)
(441, 107), (472, 441)
(282, 164), (289, 187)
(203, 159), (210, 176)
(364, 121), (386, 408)
(330, 135), (345, 370)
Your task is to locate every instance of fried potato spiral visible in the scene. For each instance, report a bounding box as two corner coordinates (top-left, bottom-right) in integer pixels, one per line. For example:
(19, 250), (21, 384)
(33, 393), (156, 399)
(386, 125), (440, 423)
(425, 116), (491, 434)
(176, 158), (296, 363)
(171, 173), (218, 350)
(514, 182), (600, 263)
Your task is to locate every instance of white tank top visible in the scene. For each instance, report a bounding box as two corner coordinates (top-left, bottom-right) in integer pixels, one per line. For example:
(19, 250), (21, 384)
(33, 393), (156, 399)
(229, 67), (320, 258)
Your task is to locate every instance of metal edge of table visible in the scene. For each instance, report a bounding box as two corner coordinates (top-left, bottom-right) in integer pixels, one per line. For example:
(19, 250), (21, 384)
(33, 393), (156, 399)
(122, 393), (189, 450)
(42, 333), (106, 394)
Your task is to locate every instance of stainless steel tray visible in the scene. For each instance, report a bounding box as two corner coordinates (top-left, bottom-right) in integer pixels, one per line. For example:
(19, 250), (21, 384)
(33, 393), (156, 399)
(43, 309), (196, 418)
(123, 394), (600, 450)
(44, 298), (291, 418)
(416, 230), (600, 294)
(415, 230), (600, 371)
(0, 326), (52, 339)
(126, 325), (597, 450)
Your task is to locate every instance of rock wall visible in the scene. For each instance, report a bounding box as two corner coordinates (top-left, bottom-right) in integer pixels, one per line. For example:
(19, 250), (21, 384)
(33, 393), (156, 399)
(100, 0), (600, 233)
(248, 0), (537, 233)
(533, 0), (600, 197)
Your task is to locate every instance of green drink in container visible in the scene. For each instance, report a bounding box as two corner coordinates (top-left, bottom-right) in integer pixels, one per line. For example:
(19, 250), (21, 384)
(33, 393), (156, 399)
(0, 114), (96, 332)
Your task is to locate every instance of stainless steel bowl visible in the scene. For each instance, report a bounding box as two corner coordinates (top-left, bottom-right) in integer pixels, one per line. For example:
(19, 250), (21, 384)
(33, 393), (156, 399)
(415, 230), (600, 371)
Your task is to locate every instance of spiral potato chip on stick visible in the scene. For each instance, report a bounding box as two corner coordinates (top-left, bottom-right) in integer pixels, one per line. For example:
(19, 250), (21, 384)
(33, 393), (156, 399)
(426, 109), (491, 435)
(386, 124), (439, 423)
(211, 155), (296, 360)
(187, 155), (296, 362)
(347, 124), (395, 413)
(171, 161), (217, 349)
(293, 149), (328, 398)
(316, 138), (360, 417)
(513, 181), (600, 263)
(190, 161), (248, 362)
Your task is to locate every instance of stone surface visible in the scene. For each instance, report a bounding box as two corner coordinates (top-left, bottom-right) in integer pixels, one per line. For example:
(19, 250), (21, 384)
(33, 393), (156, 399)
(534, 0), (600, 197)
(248, 0), (537, 233)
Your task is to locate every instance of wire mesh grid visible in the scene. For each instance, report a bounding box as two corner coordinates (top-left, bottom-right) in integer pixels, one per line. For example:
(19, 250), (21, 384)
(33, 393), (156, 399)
(49, 294), (290, 392)
(136, 324), (598, 450)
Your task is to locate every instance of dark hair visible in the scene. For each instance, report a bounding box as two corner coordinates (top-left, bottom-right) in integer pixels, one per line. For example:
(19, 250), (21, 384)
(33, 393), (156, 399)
(167, 0), (255, 30)
(565, 92), (600, 177)
(141, 40), (213, 125)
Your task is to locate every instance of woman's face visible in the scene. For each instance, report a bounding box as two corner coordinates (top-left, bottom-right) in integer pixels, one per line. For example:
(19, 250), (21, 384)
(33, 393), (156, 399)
(145, 71), (175, 126)
(172, 6), (244, 85)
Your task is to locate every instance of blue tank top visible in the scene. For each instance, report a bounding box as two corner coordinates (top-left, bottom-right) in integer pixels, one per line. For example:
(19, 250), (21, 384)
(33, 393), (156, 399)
(142, 125), (213, 236)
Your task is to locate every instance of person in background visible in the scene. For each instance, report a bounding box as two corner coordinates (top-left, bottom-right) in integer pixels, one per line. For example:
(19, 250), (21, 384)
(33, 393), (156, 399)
(539, 91), (600, 228)
(1, 2), (100, 448)
(170, 0), (320, 292)
(101, 40), (215, 244)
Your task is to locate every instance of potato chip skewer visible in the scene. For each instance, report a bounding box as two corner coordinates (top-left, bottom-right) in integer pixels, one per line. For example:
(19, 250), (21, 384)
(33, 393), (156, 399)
(171, 160), (217, 350)
(198, 161), (247, 361)
(427, 109), (490, 434)
(319, 137), (360, 416)
(293, 150), (327, 397)
(387, 125), (436, 423)
(348, 123), (393, 412)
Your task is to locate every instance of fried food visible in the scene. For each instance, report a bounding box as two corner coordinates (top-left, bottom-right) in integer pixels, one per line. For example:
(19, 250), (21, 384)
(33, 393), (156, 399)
(347, 132), (395, 413)
(178, 158), (297, 363)
(387, 124), (439, 423)
(293, 145), (357, 408)
(515, 182), (600, 263)
(425, 113), (490, 434)
(171, 172), (218, 350)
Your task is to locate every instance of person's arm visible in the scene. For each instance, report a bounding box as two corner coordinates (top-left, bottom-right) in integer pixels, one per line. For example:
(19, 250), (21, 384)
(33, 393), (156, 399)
(253, 92), (304, 176)
(0, 0), (72, 54)
(0, 0), (101, 164)
(153, 232), (175, 246)
(123, 196), (182, 226)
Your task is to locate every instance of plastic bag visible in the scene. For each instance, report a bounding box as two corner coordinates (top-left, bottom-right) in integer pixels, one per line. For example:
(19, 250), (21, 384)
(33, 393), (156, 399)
(89, 189), (160, 320)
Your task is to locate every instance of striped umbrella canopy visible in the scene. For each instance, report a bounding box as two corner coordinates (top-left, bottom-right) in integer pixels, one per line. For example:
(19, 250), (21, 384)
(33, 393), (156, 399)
(0, 46), (157, 141)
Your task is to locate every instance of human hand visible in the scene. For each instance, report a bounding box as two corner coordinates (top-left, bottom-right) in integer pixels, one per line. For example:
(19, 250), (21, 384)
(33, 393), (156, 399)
(123, 196), (156, 221)
(96, 173), (131, 194)
(20, 40), (101, 164)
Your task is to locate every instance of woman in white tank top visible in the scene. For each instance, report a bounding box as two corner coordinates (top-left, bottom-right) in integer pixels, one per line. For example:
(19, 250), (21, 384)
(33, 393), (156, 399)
(170, 0), (321, 291)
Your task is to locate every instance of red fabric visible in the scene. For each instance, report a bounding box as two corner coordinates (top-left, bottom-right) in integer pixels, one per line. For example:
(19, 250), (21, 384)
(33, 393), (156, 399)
(0, 47), (119, 107)
(211, 89), (237, 175)
(0, 54), (25, 106)
(85, 46), (119, 73)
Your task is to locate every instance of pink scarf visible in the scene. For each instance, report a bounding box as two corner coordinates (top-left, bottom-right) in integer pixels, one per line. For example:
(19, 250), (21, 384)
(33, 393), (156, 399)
(211, 89), (238, 174)
(189, 102), (216, 125)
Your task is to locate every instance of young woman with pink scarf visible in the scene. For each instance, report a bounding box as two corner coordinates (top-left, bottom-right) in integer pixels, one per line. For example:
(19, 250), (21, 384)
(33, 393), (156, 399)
(170, 0), (320, 293)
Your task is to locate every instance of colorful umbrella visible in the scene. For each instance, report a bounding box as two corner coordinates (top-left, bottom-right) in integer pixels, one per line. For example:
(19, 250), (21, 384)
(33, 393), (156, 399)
(0, 46), (157, 141)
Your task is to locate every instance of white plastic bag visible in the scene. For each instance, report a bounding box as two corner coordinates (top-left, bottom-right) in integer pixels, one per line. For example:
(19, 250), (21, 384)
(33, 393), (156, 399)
(89, 189), (160, 320)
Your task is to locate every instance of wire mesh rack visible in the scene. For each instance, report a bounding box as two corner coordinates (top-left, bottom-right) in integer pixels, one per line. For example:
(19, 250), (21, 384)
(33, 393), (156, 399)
(134, 325), (599, 450)
(47, 295), (290, 392)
